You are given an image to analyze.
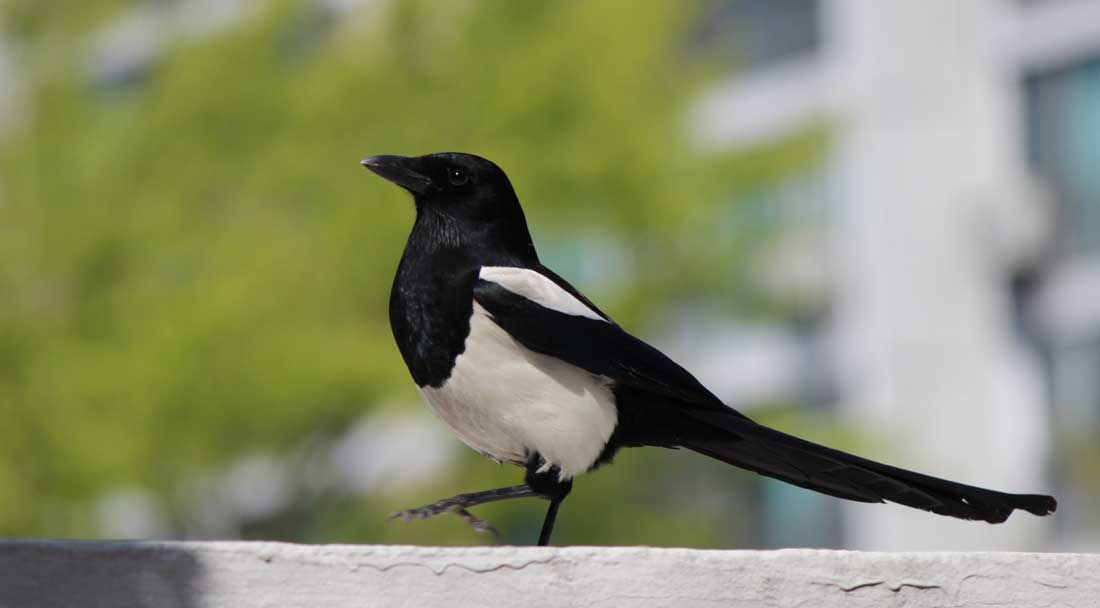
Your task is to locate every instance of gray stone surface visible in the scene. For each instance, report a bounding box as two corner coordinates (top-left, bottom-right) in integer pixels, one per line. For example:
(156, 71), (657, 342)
(0, 541), (1096, 608)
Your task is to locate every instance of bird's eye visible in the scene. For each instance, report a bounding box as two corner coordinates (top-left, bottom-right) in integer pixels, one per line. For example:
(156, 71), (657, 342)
(447, 167), (469, 186)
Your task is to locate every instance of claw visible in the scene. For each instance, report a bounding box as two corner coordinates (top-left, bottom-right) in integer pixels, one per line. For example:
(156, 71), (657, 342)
(449, 506), (500, 538)
(388, 502), (499, 538)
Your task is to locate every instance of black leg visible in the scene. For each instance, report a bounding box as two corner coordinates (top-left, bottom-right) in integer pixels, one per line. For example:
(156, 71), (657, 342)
(525, 465), (573, 546)
(537, 498), (563, 546)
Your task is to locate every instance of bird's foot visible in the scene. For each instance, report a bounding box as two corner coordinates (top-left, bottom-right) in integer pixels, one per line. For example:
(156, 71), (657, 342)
(389, 502), (498, 537)
(389, 484), (538, 538)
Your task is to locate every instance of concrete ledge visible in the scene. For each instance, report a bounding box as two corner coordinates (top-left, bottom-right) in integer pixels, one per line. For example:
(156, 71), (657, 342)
(1, 541), (1096, 608)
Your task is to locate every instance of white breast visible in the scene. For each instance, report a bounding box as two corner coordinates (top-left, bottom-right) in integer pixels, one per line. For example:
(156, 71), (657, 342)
(419, 299), (618, 481)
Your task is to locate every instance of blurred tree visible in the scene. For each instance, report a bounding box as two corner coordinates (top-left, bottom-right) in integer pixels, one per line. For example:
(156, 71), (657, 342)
(0, 0), (825, 543)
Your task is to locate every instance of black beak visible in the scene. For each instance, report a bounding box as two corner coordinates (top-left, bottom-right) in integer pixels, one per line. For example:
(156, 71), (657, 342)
(361, 155), (432, 195)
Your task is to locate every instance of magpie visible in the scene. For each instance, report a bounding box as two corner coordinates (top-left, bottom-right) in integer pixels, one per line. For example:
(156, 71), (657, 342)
(362, 151), (1057, 546)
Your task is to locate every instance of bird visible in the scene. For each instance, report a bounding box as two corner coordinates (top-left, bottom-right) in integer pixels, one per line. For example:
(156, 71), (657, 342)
(361, 151), (1057, 546)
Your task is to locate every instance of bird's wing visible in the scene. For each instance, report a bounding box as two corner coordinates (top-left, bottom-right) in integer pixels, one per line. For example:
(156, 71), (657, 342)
(474, 265), (739, 414)
(473, 266), (1056, 523)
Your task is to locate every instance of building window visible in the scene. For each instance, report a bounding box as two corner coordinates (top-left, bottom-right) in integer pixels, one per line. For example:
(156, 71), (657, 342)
(1026, 56), (1100, 254)
(696, 0), (821, 70)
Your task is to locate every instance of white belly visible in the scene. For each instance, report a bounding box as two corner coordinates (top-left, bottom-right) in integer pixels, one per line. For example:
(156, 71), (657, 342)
(419, 302), (618, 480)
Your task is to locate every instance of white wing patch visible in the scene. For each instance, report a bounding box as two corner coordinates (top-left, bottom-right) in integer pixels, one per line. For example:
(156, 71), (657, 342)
(478, 266), (607, 322)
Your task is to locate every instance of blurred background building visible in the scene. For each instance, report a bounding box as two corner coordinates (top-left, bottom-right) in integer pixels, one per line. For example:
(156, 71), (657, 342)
(1, 0), (1097, 551)
(689, 0), (1100, 551)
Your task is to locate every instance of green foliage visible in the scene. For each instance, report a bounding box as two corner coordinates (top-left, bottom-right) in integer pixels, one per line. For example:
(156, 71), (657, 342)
(0, 0), (825, 542)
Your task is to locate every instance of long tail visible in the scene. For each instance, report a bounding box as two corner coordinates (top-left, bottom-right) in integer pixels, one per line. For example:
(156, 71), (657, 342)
(681, 409), (1056, 523)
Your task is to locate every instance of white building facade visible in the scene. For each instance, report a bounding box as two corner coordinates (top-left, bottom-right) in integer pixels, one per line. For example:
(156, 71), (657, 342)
(695, 0), (1100, 550)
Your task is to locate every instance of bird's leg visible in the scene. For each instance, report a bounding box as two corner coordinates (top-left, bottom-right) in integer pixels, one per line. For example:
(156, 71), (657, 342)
(390, 484), (538, 537)
(391, 461), (575, 545)
(537, 498), (564, 546)
(525, 465), (573, 546)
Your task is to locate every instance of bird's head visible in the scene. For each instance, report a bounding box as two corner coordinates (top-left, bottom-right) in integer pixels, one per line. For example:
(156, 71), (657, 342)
(361, 152), (519, 214)
(362, 152), (536, 262)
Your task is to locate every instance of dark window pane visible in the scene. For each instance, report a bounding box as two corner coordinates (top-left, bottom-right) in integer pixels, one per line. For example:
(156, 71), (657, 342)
(696, 0), (821, 70)
(1026, 57), (1100, 253)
